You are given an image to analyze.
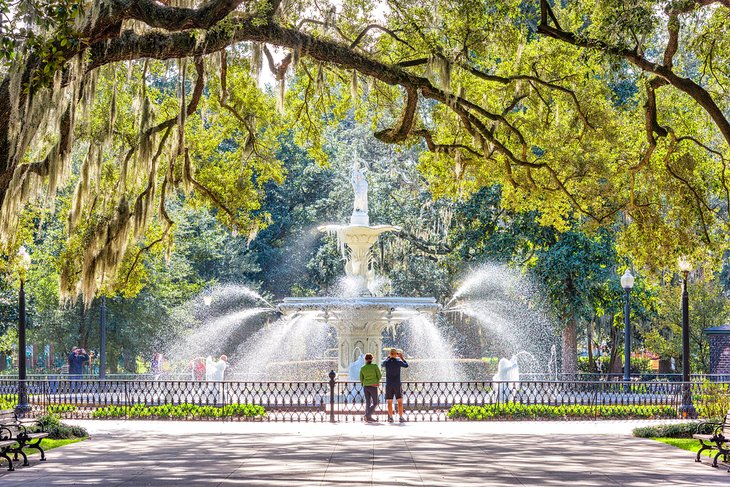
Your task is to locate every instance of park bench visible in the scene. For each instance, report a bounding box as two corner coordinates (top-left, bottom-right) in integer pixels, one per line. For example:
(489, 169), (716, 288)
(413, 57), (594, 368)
(0, 409), (49, 471)
(694, 410), (730, 470)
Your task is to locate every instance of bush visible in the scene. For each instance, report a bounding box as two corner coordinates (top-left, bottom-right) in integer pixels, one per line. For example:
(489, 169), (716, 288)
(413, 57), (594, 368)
(47, 404), (77, 414)
(632, 421), (717, 438)
(33, 414), (88, 439)
(447, 403), (677, 420)
(90, 403), (266, 420)
(695, 381), (730, 419)
(0, 394), (16, 410)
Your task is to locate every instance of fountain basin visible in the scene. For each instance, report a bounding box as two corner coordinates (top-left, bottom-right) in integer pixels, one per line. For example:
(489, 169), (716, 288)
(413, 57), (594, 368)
(278, 296), (441, 375)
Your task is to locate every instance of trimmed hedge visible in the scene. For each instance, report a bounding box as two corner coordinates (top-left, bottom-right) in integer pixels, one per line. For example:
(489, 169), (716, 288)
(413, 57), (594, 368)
(91, 402), (266, 419)
(448, 403), (677, 420)
(632, 421), (718, 438)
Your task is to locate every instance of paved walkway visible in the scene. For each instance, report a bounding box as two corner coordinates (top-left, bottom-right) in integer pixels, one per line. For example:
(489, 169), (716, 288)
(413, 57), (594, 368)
(1, 420), (728, 486)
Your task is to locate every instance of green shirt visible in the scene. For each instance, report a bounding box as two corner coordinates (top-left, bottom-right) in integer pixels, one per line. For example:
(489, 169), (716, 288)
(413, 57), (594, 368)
(359, 363), (382, 386)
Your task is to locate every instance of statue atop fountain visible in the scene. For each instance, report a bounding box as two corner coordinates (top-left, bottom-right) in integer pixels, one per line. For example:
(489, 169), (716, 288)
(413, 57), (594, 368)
(317, 153), (400, 294)
(351, 158), (369, 224)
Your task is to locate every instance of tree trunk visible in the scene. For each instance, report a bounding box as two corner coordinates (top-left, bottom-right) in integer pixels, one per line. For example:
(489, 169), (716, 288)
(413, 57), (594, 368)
(607, 319), (622, 376)
(587, 318), (595, 373)
(561, 317), (578, 377)
(108, 347), (119, 374)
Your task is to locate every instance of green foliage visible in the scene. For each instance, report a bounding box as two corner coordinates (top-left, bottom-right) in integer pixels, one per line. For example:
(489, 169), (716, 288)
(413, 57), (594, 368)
(633, 422), (716, 439)
(641, 276), (728, 372)
(33, 414), (88, 439)
(448, 403), (677, 420)
(47, 404), (77, 415)
(0, 393), (15, 409)
(578, 356), (652, 374)
(695, 381), (730, 420)
(90, 402), (266, 420)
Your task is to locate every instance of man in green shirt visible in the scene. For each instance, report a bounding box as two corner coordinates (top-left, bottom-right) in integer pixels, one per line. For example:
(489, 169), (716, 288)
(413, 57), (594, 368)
(359, 353), (382, 422)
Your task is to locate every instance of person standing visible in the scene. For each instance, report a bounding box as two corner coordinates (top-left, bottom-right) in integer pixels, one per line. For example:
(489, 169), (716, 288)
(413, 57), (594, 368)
(67, 347), (89, 392)
(359, 353), (381, 422)
(150, 353), (163, 376)
(382, 348), (408, 423)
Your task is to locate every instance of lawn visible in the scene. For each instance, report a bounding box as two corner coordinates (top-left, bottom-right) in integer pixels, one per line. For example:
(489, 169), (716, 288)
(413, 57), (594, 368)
(23, 437), (87, 455)
(654, 437), (716, 459)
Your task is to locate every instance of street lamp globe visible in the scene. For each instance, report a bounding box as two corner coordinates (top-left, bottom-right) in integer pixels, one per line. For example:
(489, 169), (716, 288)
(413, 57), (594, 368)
(678, 256), (692, 276)
(620, 269), (634, 290)
(17, 246), (31, 277)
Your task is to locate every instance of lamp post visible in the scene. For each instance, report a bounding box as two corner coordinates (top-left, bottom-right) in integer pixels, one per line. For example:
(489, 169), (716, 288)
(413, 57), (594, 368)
(620, 269), (635, 385)
(677, 257), (696, 417)
(16, 246), (31, 416)
(99, 295), (107, 380)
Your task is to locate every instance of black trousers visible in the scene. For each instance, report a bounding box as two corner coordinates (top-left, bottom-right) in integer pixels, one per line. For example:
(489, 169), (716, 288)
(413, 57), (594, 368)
(364, 385), (379, 418)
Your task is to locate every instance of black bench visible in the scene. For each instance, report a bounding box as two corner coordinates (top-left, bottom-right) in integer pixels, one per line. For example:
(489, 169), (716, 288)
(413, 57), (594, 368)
(694, 410), (730, 470)
(0, 409), (49, 471)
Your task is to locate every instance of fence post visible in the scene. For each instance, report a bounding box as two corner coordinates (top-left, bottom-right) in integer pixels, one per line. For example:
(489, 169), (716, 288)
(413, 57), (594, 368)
(329, 370), (336, 423)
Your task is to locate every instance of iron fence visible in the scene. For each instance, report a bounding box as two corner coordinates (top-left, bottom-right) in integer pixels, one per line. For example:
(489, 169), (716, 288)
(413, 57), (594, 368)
(0, 376), (727, 422)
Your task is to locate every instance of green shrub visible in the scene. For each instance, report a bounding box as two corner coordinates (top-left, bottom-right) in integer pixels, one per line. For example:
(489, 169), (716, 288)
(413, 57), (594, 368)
(632, 421), (717, 438)
(47, 404), (77, 414)
(447, 403), (677, 420)
(695, 381), (730, 419)
(0, 394), (16, 410)
(33, 414), (88, 439)
(91, 403), (266, 420)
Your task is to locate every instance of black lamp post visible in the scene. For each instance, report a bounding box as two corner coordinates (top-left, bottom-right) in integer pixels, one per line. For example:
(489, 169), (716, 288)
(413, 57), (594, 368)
(620, 269), (635, 385)
(678, 257), (696, 417)
(99, 295), (107, 380)
(15, 246), (31, 416)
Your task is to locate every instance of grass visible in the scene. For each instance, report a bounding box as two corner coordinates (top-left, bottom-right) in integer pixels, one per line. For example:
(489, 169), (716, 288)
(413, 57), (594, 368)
(12, 437), (87, 456)
(653, 437), (715, 459)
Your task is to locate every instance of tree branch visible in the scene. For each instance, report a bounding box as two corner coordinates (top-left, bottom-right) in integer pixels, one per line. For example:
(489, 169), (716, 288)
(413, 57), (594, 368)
(537, 2), (730, 147)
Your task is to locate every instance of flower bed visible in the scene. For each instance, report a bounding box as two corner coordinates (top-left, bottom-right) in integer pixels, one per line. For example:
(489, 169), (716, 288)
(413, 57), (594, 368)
(91, 402), (266, 419)
(448, 403), (677, 420)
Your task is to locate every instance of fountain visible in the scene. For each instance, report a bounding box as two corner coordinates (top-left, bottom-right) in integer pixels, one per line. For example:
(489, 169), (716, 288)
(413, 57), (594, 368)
(278, 158), (441, 375)
(165, 160), (558, 383)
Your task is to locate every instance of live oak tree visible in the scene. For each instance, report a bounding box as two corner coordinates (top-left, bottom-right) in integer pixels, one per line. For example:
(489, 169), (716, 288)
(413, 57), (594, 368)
(1, 0), (729, 308)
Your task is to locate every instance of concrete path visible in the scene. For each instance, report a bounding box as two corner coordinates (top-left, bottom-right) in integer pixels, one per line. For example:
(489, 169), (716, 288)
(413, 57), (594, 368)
(0, 420), (728, 486)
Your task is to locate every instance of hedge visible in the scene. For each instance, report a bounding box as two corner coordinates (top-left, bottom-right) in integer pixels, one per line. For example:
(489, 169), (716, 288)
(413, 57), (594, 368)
(448, 403), (677, 420)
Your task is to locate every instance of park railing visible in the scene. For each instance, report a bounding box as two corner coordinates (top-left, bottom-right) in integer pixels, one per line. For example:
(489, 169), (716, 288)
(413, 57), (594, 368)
(0, 376), (727, 422)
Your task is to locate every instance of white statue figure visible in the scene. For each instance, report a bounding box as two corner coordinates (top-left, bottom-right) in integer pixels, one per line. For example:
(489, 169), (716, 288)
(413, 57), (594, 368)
(206, 355), (228, 381)
(205, 355), (228, 405)
(351, 159), (368, 216)
(493, 357), (520, 403)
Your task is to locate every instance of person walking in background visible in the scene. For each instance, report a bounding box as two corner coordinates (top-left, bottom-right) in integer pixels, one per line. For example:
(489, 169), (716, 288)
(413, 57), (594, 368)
(191, 357), (206, 381)
(67, 347), (89, 392)
(151, 353), (163, 376)
(382, 348), (408, 423)
(359, 353), (382, 422)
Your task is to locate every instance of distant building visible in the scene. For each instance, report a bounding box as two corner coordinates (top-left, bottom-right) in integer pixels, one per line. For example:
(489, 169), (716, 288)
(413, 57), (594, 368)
(704, 324), (730, 378)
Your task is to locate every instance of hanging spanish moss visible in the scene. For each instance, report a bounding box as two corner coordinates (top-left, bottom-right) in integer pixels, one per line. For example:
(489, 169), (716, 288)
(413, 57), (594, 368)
(427, 54), (451, 93)
(276, 77), (286, 114)
(350, 70), (358, 105)
(251, 42), (263, 82)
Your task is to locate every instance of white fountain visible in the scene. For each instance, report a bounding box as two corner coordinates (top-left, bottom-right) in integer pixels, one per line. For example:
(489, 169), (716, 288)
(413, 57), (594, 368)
(278, 158), (441, 375)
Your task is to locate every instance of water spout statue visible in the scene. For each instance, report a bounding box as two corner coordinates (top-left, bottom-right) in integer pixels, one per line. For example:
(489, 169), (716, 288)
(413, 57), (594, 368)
(493, 356), (519, 403)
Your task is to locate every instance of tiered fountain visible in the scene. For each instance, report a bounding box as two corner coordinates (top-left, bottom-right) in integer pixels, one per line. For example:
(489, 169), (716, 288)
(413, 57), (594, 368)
(277, 160), (441, 375)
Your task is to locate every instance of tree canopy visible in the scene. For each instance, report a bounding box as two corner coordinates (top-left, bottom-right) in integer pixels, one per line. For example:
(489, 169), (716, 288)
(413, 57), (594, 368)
(0, 0), (729, 304)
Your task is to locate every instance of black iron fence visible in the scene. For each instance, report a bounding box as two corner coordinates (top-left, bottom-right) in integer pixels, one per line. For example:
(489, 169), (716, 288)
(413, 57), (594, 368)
(0, 376), (727, 422)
